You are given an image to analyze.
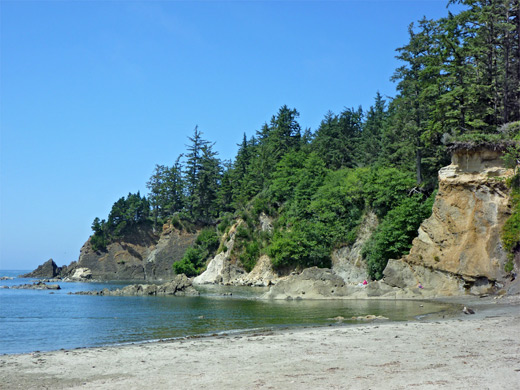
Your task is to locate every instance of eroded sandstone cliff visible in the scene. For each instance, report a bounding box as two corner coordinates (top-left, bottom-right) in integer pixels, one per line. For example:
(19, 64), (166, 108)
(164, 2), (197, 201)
(383, 147), (516, 297)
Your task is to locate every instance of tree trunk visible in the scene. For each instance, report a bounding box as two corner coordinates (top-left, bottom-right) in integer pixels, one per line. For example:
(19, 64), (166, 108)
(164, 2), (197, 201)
(416, 138), (422, 185)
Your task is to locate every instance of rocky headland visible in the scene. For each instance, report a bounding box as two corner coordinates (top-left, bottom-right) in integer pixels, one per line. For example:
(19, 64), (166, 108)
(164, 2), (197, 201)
(24, 146), (519, 300)
(26, 222), (198, 282)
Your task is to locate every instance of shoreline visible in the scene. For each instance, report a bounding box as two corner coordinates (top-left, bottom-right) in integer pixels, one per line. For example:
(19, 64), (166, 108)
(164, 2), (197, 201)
(1, 296), (519, 389)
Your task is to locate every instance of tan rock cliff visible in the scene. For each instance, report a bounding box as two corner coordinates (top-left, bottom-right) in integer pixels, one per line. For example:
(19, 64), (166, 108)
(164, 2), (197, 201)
(383, 147), (516, 297)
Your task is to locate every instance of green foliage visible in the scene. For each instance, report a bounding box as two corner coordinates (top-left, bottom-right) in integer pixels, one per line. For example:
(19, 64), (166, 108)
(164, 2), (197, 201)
(268, 221), (331, 270)
(363, 192), (436, 279)
(502, 185), (520, 265)
(90, 217), (108, 252)
(449, 132), (506, 144)
(312, 108), (363, 170)
(195, 228), (220, 252)
(251, 195), (272, 218)
(184, 127), (222, 223)
(307, 168), (366, 245)
(171, 214), (183, 230)
(217, 214), (232, 234)
(146, 156), (184, 227)
(235, 224), (251, 240)
(232, 218), (269, 271)
(90, 192), (150, 251)
(173, 247), (202, 277)
(362, 168), (417, 217)
(173, 227), (219, 276)
(239, 241), (260, 272)
(269, 151), (307, 205)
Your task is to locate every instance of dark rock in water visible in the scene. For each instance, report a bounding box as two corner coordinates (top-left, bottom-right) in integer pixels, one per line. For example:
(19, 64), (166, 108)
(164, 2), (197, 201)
(11, 281), (61, 290)
(21, 259), (62, 278)
(0, 276), (14, 280)
(74, 274), (199, 296)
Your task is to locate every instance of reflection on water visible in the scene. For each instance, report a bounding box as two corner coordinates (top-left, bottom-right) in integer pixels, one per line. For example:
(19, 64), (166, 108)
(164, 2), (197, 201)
(0, 271), (452, 354)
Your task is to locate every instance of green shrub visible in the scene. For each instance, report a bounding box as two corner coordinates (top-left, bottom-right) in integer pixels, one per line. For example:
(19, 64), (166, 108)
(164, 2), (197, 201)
(235, 225), (251, 240)
(196, 228), (219, 252)
(240, 241), (261, 272)
(171, 214), (183, 230)
(173, 254), (199, 277)
(173, 228), (219, 276)
(252, 196), (271, 217)
(267, 221), (331, 270)
(217, 215), (232, 233)
(90, 232), (108, 252)
(502, 184), (520, 266)
(363, 192), (436, 280)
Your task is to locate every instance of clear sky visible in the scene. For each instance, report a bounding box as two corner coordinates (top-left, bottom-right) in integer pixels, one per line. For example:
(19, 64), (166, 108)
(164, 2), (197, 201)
(0, 0), (462, 270)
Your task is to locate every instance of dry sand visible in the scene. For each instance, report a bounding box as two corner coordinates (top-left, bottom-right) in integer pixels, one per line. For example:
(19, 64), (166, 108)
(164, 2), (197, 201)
(1, 297), (519, 390)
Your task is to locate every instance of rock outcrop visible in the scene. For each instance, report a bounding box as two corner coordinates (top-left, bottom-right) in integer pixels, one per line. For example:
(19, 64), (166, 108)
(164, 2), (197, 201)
(44, 223), (197, 281)
(263, 267), (352, 299)
(10, 281), (61, 290)
(194, 215), (281, 287)
(75, 274), (198, 296)
(331, 212), (376, 284)
(236, 255), (280, 287)
(20, 259), (61, 278)
(381, 147), (516, 297)
(193, 221), (247, 285)
(67, 267), (93, 281)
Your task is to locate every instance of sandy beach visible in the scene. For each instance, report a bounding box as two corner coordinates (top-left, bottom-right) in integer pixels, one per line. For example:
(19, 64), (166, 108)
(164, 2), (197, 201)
(1, 297), (519, 390)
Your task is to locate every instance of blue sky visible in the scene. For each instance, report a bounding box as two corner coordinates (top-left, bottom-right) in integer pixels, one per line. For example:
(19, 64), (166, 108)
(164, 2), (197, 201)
(0, 0), (462, 270)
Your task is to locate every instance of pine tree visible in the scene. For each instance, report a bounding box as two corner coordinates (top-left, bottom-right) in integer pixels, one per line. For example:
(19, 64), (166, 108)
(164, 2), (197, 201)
(312, 107), (363, 170)
(360, 92), (388, 166)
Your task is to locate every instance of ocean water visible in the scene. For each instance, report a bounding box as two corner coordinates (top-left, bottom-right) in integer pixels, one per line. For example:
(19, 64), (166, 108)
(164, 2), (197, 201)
(0, 270), (451, 355)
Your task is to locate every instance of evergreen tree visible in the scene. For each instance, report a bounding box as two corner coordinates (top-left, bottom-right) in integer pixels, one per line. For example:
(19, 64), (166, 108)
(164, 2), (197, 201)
(184, 127), (221, 223)
(146, 155), (185, 226)
(312, 107), (363, 170)
(360, 92), (388, 166)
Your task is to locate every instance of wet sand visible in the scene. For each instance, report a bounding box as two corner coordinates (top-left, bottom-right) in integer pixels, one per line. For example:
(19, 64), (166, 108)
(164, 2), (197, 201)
(1, 297), (519, 390)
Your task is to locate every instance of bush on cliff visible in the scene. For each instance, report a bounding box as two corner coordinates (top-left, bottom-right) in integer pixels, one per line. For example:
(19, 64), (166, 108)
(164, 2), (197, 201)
(363, 192), (436, 280)
(173, 228), (219, 276)
(502, 179), (520, 272)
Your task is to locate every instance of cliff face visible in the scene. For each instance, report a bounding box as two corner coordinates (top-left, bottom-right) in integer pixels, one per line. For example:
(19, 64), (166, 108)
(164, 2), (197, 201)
(66, 223), (197, 281)
(383, 148), (516, 296)
(194, 215), (281, 287)
(331, 211), (376, 284)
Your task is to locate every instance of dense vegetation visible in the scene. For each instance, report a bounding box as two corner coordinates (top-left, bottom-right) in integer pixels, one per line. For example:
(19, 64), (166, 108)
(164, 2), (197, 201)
(90, 192), (150, 252)
(90, 0), (520, 278)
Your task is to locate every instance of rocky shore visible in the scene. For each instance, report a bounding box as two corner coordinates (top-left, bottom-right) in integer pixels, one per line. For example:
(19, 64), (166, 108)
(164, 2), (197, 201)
(7, 281), (61, 290)
(73, 274), (198, 297)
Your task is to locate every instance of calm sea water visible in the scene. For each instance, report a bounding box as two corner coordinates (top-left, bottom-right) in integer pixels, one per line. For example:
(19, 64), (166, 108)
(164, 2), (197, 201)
(0, 270), (451, 355)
